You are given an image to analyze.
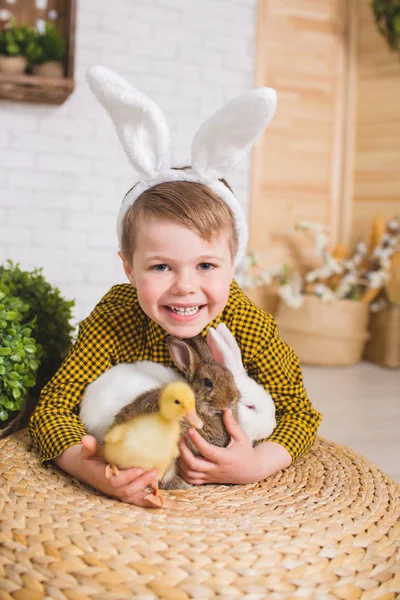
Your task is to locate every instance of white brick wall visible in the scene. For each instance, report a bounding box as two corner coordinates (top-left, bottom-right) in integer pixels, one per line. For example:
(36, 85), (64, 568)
(0, 0), (257, 323)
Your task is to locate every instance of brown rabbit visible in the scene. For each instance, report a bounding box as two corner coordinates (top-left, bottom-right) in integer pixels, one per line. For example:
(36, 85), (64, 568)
(108, 334), (240, 489)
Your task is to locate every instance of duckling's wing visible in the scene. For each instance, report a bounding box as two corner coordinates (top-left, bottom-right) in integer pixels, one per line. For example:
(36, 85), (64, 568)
(104, 416), (181, 476)
(104, 422), (126, 445)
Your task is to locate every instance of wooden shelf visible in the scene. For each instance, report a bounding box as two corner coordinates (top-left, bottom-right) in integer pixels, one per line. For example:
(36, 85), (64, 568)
(0, 73), (74, 104)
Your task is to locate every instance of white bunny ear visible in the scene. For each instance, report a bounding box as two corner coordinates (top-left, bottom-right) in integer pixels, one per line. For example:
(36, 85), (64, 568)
(87, 65), (172, 178)
(206, 327), (241, 374)
(215, 323), (244, 369)
(191, 88), (277, 180)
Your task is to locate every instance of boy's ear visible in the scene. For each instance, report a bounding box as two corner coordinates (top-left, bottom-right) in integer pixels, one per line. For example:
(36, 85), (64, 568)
(118, 250), (136, 288)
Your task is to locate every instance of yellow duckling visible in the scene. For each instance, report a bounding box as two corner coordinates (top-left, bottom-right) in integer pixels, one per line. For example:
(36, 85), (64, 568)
(103, 381), (203, 507)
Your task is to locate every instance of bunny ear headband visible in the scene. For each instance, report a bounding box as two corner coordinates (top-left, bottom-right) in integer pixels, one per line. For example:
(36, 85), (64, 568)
(86, 65), (277, 267)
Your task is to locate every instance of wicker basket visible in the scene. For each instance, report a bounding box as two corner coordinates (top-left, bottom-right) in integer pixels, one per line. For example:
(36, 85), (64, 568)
(364, 305), (400, 368)
(1, 429), (399, 599)
(276, 295), (370, 366)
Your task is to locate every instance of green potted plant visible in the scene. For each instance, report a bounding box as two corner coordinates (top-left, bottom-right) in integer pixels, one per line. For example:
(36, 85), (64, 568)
(0, 291), (40, 438)
(0, 261), (75, 400)
(371, 0), (400, 52)
(0, 23), (36, 75)
(26, 22), (66, 78)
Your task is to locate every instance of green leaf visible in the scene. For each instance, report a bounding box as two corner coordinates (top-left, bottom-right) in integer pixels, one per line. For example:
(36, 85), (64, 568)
(8, 371), (20, 380)
(0, 348), (12, 356)
(393, 13), (400, 33)
(4, 311), (17, 320)
(12, 387), (21, 400)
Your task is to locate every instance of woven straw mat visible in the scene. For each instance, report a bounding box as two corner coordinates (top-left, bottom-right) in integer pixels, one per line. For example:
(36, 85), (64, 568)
(1, 429), (399, 600)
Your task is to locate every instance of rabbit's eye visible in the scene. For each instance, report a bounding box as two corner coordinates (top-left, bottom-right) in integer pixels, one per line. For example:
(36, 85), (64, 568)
(203, 378), (213, 389)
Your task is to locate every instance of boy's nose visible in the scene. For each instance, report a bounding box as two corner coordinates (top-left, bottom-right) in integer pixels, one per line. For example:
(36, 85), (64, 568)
(171, 273), (196, 295)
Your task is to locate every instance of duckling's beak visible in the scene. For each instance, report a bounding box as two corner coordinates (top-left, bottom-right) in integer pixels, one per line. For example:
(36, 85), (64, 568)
(184, 409), (203, 429)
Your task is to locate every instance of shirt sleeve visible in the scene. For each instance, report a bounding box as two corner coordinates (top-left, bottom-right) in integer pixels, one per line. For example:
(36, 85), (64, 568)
(29, 304), (119, 464)
(232, 303), (322, 463)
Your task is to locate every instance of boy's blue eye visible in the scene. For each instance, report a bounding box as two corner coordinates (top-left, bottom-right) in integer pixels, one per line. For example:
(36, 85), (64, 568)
(199, 263), (214, 271)
(152, 264), (168, 272)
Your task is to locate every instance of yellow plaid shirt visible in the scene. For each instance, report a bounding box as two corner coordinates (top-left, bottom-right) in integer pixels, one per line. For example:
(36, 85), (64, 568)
(29, 279), (322, 464)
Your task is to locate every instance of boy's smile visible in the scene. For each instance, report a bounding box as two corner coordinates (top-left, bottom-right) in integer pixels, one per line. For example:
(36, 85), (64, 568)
(165, 304), (206, 320)
(119, 217), (235, 338)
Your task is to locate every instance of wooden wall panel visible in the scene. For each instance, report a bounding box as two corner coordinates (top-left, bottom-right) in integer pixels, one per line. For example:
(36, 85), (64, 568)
(351, 0), (400, 246)
(250, 0), (348, 267)
(251, 0), (400, 268)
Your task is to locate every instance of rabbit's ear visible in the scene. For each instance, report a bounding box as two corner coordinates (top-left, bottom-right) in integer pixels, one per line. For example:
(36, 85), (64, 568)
(87, 65), (172, 178)
(166, 337), (201, 381)
(191, 88), (277, 180)
(206, 328), (240, 374)
(186, 335), (215, 363)
(215, 323), (244, 369)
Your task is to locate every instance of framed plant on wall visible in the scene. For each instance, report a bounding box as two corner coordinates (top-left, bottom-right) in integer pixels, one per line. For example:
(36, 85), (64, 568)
(371, 0), (400, 52)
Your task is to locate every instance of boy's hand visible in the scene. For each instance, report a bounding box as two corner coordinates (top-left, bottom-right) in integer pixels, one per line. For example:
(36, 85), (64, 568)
(177, 409), (261, 485)
(56, 435), (160, 508)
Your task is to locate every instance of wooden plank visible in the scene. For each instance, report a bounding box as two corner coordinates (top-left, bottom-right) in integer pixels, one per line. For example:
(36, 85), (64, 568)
(66, 0), (77, 79)
(250, 0), (348, 270)
(338, 0), (358, 247)
(351, 0), (400, 247)
(0, 73), (74, 104)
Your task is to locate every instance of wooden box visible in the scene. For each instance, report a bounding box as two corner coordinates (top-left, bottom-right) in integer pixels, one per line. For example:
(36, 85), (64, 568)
(0, 0), (76, 104)
(364, 305), (400, 368)
(276, 295), (370, 367)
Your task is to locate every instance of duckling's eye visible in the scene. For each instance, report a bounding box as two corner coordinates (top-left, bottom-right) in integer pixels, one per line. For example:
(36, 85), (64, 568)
(174, 399), (181, 405)
(203, 378), (213, 389)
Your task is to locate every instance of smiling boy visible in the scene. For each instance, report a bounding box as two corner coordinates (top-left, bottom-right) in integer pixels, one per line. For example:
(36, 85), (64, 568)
(29, 65), (321, 508)
(29, 180), (322, 508)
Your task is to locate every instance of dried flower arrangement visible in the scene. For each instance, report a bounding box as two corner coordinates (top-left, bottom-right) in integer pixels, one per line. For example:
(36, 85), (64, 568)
(243, 217), (400, 311)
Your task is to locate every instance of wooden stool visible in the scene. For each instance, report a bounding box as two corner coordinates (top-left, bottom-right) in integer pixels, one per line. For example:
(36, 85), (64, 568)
(1, 429), (399, 599)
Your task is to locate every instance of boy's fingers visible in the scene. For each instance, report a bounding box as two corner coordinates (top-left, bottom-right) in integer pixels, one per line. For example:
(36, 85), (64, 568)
(223, 409), (245, 442)
(180, 437), (215, 470)
(108, 466), (144, 488)
(126, 489), (163, 508)
(177, 460), (206, 484)
(81, 435), (102, 460)
(185, 429), (222, 463)
(123, 469), (158, 498)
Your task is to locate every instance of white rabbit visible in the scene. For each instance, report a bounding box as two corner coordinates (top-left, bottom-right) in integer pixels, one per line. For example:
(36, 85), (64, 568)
(80, 362), (184, 444)
(206, 323), (276, 442)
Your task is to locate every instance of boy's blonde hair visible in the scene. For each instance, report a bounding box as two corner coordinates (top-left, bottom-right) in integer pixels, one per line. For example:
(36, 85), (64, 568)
(121, 179), (239, 263)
